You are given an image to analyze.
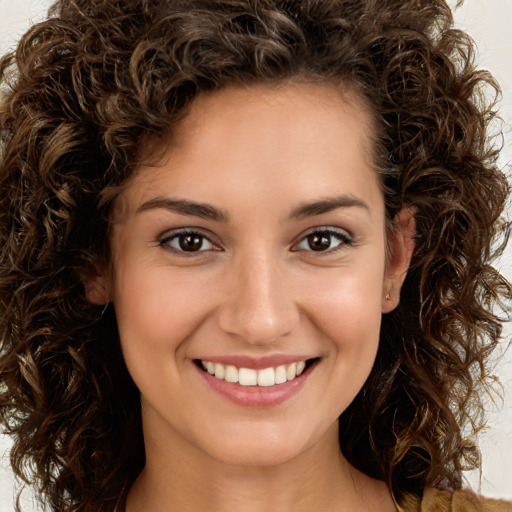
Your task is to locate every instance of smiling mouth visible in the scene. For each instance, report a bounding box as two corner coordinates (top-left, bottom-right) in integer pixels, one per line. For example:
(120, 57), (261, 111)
(194, 358), (319, 387)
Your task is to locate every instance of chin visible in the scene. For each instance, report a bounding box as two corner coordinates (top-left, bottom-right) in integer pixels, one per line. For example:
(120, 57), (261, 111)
(197, 421), (331, 468)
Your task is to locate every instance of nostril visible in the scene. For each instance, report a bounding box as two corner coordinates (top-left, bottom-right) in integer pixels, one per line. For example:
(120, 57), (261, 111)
(215, 274), (300, 345)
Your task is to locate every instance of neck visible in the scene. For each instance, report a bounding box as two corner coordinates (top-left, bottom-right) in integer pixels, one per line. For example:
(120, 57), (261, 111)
(125, 419), (396, 512)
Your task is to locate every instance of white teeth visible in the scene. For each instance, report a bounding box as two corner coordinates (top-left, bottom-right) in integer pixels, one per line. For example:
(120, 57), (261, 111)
(275, 365), (287, 384)
(257, 367), (275, 387)
(200, 359), (311, 387)
(214, 363), (225, 380)
(224, 365), (239, 383)
(239, 368), (257, 386)
(286, 362), (297, 380)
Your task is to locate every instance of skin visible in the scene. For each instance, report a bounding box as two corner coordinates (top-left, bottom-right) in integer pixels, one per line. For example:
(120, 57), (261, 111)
(88, 82), (414, 512)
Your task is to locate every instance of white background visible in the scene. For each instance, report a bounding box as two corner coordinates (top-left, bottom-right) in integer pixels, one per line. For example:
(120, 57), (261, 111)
(0, 0), (511, 510)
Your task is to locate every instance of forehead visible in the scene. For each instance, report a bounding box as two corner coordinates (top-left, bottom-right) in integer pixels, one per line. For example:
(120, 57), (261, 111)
(173, 82), (375, 160)
(115, 82), (381, 218)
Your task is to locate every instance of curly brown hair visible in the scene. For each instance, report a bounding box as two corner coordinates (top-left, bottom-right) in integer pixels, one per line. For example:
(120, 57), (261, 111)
(0, 0), (510, 511)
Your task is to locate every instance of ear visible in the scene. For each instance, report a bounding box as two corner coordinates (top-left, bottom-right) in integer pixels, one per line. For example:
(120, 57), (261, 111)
(84, 265), (110, 305)
(382, 207), (416, 313)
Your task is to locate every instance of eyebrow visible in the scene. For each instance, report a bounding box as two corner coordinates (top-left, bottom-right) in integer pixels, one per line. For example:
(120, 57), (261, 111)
(289, 195), (371, 219)
(136, 194), (370, 222)
(137, 197), (230, 222)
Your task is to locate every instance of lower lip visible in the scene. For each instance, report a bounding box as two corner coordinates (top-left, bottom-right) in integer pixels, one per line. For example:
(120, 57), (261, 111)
(195, 363), (315, 408)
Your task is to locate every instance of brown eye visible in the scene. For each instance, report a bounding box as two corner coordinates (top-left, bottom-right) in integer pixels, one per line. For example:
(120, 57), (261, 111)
(307, 233), (332, 251)
(294, 228), (353, 253)
(161, 231), (216, 253)
(179, 234), (204, 251)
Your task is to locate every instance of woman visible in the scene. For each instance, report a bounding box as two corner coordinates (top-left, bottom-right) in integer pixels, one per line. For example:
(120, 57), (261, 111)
(0, 0), (510, 511)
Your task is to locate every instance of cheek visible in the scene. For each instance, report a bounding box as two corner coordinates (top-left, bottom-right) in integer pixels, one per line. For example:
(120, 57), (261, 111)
(299, 258), (385, 388)
(112, 260), (216, 364)
(309, 271), (384, 414)
(112, 265), (222, 409)
(304, 261), (384, 336)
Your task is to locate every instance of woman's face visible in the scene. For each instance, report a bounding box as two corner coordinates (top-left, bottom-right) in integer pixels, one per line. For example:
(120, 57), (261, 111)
(91, 83), (412, 468)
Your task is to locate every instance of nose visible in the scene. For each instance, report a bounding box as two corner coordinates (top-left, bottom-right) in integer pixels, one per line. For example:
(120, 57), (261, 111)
(216, 251), (300, 345)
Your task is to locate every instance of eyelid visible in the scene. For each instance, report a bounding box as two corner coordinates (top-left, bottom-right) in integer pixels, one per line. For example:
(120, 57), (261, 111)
(157, 227), (222, 253)
(291, 226), (354, 253)
(156, 225), (354, 255)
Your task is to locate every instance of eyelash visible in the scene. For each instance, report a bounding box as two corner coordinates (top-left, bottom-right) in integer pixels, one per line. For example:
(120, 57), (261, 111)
(158, 227), (354, 256)
(292, 227), (354, 254)
(158, 229), (220, 256)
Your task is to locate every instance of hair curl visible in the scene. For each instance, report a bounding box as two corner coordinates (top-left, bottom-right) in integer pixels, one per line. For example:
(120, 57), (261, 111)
(0, 1), (510, 511)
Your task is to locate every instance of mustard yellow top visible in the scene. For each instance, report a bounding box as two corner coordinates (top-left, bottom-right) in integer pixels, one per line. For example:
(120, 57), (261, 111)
(399, 488), (511, 512)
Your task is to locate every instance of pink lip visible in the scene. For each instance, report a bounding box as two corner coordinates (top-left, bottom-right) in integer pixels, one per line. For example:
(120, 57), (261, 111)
(194, 359), (317, 408)
(195, 354), (312, 370)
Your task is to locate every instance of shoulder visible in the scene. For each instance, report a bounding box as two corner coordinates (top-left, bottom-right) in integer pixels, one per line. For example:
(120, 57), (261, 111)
(398, 488), (512, 512)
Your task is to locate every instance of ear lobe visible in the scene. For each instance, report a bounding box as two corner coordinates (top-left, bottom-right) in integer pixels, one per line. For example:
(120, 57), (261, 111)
(84, 266), (110, 305)
(382, 207), (416, 313)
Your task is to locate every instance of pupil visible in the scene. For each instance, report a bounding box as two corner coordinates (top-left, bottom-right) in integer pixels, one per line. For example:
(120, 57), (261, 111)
(308, 233), (330, 251)
(179, 234), (202, 251)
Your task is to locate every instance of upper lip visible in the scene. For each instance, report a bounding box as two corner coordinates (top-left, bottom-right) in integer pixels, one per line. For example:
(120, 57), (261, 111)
(194, 354), (315, 370)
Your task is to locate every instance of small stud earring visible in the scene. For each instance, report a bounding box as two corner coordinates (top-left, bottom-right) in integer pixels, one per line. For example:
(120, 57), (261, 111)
(385, 293), (391, 300)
